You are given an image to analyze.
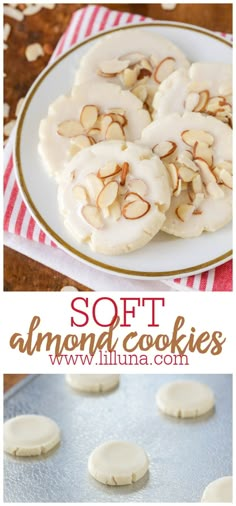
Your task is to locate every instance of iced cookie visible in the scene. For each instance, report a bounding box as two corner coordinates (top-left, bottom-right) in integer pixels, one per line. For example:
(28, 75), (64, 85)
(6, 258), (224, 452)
(75, 28), (190, 112)
(66, 374), (119, 393)
(156, 380), (215, 418)
(88, 440), (149, 485)
(4, 415), (61, 456)
(58, 140), (171, 255)
(140, 112), (232, 238)
(153, 63), (232, 126)
(201, 476), (232, 502)
(38, 82), (150, 181)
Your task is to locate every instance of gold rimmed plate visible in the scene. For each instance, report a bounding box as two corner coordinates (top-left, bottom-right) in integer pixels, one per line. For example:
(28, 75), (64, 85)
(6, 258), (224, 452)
(14, 22), (232, 280)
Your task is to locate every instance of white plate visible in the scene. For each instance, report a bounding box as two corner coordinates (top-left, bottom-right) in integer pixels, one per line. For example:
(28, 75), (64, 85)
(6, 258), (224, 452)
(14, 22), (232, 280)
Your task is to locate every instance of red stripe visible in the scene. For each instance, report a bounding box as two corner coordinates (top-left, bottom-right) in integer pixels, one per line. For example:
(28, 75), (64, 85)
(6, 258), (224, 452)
(85, 5), (100, 37)
(199, 271), (208, 291)
(39, 229), (46, 243)
(126, 13), (134, 23)
(4, 154), (13, 192)
(174, 278), (181, 284)
(15, 201), (27, 235)
(213, 261), (232, 291)
(70, 8), (87, 45)
(99, 8), (110, 31)
(139, 15), (146, 21)
(4, 182), (18, 230)
(186, 276), (194, 288)
(26, 216), (35, 240)
(113, 11), (123, 26)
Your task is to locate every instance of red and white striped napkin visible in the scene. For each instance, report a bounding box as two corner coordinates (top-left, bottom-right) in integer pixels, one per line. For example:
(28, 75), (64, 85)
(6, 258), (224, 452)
(4, 5), (233, 291)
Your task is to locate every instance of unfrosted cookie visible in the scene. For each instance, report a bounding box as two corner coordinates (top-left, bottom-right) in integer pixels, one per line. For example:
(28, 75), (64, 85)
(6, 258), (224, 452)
(4, 415), (61, 457)
(153, 63), (232, 126)
(140, 112), (232, 238)
(66, 374), (119, 393)
(38, 82), (150, 181)
(58, 140), (171, 255)
(201, 476), (232, 502)
(156, 380), (215, 418)
(75, 28), (190, 113)
(88, 440), (149, 485)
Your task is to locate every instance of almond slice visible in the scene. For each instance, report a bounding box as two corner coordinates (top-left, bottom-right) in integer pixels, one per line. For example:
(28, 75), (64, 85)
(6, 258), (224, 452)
(109, 113), (127, 127)
(80, 105), (98, 130)
(173, 178), (182, 197)
(153, 140), (177, 159)
(105, 121), (125, 140)
(97, 180), (119, 209)
(120, 162), (129, 186)
(109, 200), (121, 221)
(85, 173), (104, 201)
(177, 151), (198, 172)
(193, 141), (213, 166)
(178, 165), (195, 182)
(166, 162), (178, 191)
(194, 157), (216, 184)
(122, 67), (138, 87)
(154, 57), (176, 84)
(81, 205), (104, 229)
(71, 134), (93, 149)
(98, 59), (129, 75)
(175, 204), (195, 222)
(185, 92), (200, 112)
(192, 192), (204, 208)
(214, 161), (232, 174)
(140, 58), (153, 72)
(124, 192), (143, 203)
(122, 198), (150, 219)
(137, 67), (152, 80)
(72, 185), (88, 203)
(220, 169), (232, 189)
(205, 96), (226, 113)
(181, 129), (214, 147)
(193, 89), (209, 112)
(192, 174), (203, 194)
(120, 52), (144, 64)
(132, 84), (148, 103)
(57, 120), (83, 137)
(97, 162), (121, 179)
(128, 179), (148, 196)
(100, 114), (113, 135)
(206, 181), (225, 198)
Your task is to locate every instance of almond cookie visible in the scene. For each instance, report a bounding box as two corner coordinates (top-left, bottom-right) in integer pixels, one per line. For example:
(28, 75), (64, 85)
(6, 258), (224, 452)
(156, 380), (215, 418)
(201, 476), (232, 502)
(140, 112), (232, 238)
(75, 28), (190, 113)
(66, 374), (120, 393)
(153, 63), (232, 126)
(58, 140), (171, 255)
(38, 82), (150, 181)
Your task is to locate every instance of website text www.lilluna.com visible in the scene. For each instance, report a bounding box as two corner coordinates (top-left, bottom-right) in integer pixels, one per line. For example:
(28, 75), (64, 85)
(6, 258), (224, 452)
(49, 350), (189, 366)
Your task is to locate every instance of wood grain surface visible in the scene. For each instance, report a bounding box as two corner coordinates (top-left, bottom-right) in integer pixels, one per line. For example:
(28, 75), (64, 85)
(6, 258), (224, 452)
(4, 374), (28, 392)
(4, 3), (232, 291)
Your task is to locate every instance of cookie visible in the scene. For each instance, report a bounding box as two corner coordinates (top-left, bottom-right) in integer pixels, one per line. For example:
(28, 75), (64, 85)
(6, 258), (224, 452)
(201, 476), (232, 502)
(156, 380), (215, 418)
(66, 374), (119, 393)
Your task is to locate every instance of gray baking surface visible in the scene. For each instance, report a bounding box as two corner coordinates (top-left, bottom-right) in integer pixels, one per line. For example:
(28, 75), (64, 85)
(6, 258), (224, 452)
(4, 374), (232, 503)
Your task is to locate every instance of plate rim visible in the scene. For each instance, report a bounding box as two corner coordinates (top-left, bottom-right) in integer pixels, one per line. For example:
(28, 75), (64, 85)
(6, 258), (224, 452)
(14, 21), (233, 279)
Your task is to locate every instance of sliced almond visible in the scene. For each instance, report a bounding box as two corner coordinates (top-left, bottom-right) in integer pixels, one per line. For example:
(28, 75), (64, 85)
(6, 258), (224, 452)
(193, 141), (213, 166)
(173, 178), (182, 197)
(122, 67), (138, 87)
(109, 113), (127, 127)
(105, 121), (125, 140)
(181, 129), (214, 147)
(137, 67), (152, 80)
(57, 120), (83, 137)
(98, 59), (129, 75)
(120, 162), (129, 186)
(140, 58), (153, 72)
(206, 181), (225, 198)
(205, 95), (226, 113)
(185, 92), (200, 112)
(97, 181), (119, 208)
(175, 204), (195, 222)
(192, 173), (203, 194)
(109, 200), (121, 221)
(128, 179), (148, 196)
(132, 84), (148, 103)
(80, 105), (98, 130)
(220, 169), (232, 189)
(122, 198), (150, 220)
(193, 89), (209, 112)
(81, 205), (104, 229)
(72, 185), (88, 203)
(177, 151), (198, 172)
(192, 192), (204, 208)
(100, 114), (113, 135)
(214, 160), (232, 174)
(71, 134), (93, 149)
(120, 52), (144, 64)
(167, 163), (178, 191)
(154, 57), (176, 84)
(97, 162), (121, 179)
(85, 173), (104, 201)
(178, 165), (195, 182)
(124, 192), (143, 202)
(194, 157), (216, 184)
(87, 127), (101, 139)
(153, 140), (177, 159)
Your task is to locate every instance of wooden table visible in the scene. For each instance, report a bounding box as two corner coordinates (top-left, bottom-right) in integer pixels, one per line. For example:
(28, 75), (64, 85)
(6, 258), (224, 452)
(4, 374), (28, 393)
(4, 3), (232, 291)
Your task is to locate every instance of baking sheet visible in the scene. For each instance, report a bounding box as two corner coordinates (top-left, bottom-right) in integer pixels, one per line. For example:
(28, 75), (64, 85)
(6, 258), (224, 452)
(4, 374), (232, 503)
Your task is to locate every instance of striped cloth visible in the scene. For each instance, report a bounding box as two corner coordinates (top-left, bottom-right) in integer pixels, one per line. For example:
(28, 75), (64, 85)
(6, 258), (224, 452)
(4, 4), (233, 291)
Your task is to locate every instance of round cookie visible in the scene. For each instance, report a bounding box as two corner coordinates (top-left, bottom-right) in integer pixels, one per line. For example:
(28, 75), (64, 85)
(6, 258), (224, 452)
(140, 112), (232, 238)
(201, 476), (232, 502)
(58, 140), (171, 255)
(88, 440), (149, 485)
(38, 82), (150, 181)
(4, 414), (61, 457)
(156, 380), (215, 418)
(66, 374), (119, 393)
(75, 28), (190, 112)
(153, 63), (232, 126)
